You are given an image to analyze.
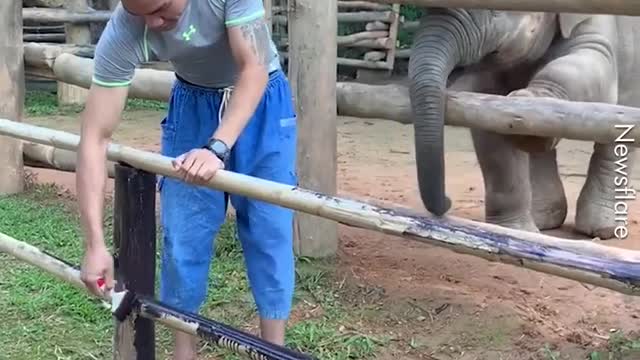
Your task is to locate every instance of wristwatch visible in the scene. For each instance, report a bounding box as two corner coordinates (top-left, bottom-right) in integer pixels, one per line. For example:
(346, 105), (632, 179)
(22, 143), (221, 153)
(203, 138), (230, 163)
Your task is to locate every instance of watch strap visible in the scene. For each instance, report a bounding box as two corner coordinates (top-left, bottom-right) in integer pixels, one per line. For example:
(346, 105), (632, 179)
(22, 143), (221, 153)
(203, 138), (230, 163)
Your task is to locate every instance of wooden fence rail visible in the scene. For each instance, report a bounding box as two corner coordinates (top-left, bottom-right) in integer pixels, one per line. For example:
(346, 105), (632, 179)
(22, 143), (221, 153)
(24, 50), (640, 146)
(1, 118), (639, 297)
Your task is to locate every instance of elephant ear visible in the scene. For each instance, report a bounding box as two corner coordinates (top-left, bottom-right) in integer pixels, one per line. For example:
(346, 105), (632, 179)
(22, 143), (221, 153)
(558, 13), (593, 38)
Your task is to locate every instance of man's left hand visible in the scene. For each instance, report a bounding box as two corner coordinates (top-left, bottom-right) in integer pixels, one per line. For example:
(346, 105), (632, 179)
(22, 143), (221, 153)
(172, 148), (223, 185)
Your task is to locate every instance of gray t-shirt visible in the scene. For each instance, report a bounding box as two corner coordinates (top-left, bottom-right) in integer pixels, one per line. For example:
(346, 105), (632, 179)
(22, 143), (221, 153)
(92, 0), (281, 89)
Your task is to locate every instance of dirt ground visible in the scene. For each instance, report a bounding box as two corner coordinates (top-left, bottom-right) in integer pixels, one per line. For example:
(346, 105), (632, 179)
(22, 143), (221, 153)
(25, 110), (640, 359)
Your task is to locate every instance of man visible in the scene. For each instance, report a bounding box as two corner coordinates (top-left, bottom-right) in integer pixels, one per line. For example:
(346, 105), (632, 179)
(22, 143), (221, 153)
(75, 0), (297, 358)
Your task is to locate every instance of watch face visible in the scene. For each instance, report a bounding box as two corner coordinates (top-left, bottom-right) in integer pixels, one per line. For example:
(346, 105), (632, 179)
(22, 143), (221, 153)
(211, 141), (227, 154)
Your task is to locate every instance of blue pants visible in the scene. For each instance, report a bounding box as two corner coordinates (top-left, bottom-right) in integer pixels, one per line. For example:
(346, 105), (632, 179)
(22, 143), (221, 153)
(157, 69), (297, 320)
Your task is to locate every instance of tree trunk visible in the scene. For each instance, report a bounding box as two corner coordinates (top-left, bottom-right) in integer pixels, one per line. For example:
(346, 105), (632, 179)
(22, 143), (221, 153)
(0, 0), (25, 195)
(287, 0), (338, 257)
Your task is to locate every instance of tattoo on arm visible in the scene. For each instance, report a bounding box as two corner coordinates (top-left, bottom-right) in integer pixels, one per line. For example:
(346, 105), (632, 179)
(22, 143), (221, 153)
(238, 18), (271, 66)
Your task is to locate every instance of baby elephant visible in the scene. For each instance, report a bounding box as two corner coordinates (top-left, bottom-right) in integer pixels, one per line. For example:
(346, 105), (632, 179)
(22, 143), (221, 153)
(407, 9), (638, 239)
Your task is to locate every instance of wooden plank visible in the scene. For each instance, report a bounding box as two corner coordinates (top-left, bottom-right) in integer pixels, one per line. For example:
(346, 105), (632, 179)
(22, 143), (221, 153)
(287, 0), (338, 257)
(383, 4), (401, 70)
(365, 0), (640, 15)
(112, 163), (157, 360)
(0, 120), (639, 296)
(0, 0), (25, 195)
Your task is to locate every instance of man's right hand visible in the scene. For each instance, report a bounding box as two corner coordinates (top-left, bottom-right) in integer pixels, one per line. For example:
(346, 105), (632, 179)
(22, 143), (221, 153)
(80, 243), (115, 297)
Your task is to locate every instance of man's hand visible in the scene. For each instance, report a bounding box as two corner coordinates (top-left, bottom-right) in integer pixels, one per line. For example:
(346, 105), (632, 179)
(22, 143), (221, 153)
(172, 148), (224, 185)
(81, 242), (115, 297)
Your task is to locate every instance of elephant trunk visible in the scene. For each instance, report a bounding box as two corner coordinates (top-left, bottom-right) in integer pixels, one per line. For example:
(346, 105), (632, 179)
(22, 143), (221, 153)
(408, 9), (488, 216)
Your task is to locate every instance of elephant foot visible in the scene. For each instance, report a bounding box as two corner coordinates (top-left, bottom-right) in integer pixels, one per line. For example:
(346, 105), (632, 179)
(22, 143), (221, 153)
(486, 212), (540, 233)
(575, 197), (617, 240)
(530, 150), (567, 230)
(532, 197), (567, 230)
(575, 167), (617, 239)
(575, 143), (635, 240)
(485, 193), (539, 233)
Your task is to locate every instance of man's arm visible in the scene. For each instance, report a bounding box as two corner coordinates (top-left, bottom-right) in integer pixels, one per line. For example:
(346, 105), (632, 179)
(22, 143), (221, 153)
(77, 85), (128, 251)
(211, 15), (272, 147)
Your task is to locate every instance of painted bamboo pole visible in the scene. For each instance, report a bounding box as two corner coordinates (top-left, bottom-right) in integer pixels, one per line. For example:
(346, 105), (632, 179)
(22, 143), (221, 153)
(0, 231), (315, 360)
(0, 118), (639, 296)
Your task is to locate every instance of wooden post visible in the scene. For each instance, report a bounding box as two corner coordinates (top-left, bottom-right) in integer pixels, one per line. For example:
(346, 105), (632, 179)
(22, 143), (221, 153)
(112, 163), (157, 359)
(263, 0), (273, 32)
(287, 0), (338, 257)
(0, 0), (25, 195)
(58, 0), (91, 105)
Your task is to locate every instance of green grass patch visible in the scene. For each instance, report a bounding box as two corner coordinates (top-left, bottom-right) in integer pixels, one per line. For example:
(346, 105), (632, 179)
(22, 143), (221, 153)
(25, 89), (167, 117)
(0, 182), (382, 359)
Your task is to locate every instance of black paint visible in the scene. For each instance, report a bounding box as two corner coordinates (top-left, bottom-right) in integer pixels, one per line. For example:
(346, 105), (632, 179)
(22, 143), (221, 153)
(137, 296), (316, 360)
(392, 208), (640, 288)
(112, 290), (138, 322)
(113, 162), (157, 359)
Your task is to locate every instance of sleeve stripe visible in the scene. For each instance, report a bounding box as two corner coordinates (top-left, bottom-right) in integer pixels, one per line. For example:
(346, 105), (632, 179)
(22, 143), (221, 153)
(92, 77), (132, 87)
(225, 9), (265, 26)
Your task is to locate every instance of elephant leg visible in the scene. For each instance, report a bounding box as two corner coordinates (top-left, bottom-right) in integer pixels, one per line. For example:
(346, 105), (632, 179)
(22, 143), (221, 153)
(448, 69), (537, 231)
(506, 28), (620, 237)
(576, 142), (636, 239)
(471, 129), (538, 232)
(529, 149), (568, 229)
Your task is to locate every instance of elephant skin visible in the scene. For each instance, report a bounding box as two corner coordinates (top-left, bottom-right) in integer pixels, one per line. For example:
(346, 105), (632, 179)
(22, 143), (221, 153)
(408, 10), (637, 240)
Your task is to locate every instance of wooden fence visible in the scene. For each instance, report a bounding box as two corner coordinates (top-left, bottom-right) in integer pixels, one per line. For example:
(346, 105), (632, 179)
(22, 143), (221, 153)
(4, 0), (640, 357)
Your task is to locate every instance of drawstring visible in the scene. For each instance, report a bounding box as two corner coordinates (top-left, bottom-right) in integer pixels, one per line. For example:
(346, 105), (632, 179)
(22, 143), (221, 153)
(218, 86), (234, 123)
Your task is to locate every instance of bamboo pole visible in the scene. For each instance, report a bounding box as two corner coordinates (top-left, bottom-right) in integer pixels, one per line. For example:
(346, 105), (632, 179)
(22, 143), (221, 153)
(365, 0), (640, 16)
(23, 142), (116, 178)
(31, 53), (640, 146)
(22, 8), (112, 23)
(338, 1), (392, 10)
(0, 231), (315, 360)
(272, 11), (395, 26)
(334, 82), (640, 146)
(0, 118), (639, 296)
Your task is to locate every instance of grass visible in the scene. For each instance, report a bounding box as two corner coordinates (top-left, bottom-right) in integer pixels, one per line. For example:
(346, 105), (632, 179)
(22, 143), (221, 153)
(0, 179), (384, 360)
(25, 89), (167, 117)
